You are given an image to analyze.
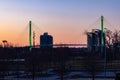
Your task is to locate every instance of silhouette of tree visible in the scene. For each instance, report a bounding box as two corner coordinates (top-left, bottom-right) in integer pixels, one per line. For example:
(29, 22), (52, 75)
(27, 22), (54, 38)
(105, 28), (112, 48)
(112, 30), (120, 44)
(112, 30), (120, 59)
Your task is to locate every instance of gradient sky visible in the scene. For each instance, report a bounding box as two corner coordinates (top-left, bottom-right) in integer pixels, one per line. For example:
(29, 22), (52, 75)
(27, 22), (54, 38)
(0, 0), (120, 46)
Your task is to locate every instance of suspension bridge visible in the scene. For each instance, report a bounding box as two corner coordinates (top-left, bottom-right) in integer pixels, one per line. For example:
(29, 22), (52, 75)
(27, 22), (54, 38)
(13, 16), (115, 48)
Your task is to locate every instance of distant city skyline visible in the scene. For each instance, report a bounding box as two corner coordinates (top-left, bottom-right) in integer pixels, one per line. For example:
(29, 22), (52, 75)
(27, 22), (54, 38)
(0, 0), (120, 46)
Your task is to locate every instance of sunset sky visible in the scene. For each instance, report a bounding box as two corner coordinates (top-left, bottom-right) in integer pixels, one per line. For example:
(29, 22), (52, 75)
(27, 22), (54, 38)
(0, 0), (120, 46)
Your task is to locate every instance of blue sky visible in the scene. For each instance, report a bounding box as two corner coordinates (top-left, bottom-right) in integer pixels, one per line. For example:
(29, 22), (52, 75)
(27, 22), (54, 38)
(0, 0), (120, 45)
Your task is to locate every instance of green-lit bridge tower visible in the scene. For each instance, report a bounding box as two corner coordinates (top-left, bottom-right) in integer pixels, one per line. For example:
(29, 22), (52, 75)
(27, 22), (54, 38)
(101, 16), (106, 78)
(29, 21), (32, 47)
(101, 16), (104, 51)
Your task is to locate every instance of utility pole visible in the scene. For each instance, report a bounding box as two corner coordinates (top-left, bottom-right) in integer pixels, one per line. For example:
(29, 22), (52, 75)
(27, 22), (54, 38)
(33, 31), (35, 47)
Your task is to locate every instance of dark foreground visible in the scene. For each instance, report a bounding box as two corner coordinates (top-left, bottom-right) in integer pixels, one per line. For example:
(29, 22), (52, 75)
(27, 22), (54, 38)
(0, 47), (120, 80)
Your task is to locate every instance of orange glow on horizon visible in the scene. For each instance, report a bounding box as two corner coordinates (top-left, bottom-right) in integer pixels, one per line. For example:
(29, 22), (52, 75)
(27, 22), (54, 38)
(0, 18), (88, 46)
